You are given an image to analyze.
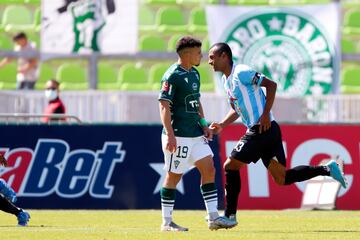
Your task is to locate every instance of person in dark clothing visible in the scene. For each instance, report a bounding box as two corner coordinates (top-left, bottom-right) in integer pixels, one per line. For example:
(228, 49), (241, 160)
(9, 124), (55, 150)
(42, 79), (66, 123)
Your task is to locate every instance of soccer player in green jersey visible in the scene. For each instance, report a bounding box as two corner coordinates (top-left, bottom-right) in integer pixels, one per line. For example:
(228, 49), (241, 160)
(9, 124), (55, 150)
(158, 36), (236, 232)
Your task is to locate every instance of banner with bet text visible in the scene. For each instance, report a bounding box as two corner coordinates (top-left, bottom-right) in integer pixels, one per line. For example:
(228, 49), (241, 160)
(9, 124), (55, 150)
(206, 3), (341, 96)
(41, 0), (138, 54)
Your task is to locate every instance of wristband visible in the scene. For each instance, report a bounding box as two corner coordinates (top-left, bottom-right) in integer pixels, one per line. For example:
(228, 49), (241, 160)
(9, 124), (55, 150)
(199, 118), (208, 127)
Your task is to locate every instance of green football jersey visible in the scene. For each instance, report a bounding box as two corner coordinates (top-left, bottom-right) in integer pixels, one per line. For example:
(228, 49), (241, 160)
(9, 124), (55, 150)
(158, 63), (203, 137)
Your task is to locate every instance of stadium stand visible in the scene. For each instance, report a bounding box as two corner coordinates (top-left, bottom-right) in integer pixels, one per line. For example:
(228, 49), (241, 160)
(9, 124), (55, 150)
(98, 62), (120, 90)
(118, 63), (151, 91)
(56, 63), (88, 90)
(0, 62), (17, 90)
(0, 0), (359, 94)
(139, 35), (167, 52)
(340, 67), (360, 94)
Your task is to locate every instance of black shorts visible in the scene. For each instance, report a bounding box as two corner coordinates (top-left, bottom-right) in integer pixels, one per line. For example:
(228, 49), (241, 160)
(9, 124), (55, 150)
(230, 121), (286, 168)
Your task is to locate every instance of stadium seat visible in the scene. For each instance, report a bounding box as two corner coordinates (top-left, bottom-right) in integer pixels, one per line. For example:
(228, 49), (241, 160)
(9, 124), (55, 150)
(341, 38), (356, 54)
(196, 65), (214, 92)
(98, 62), (119, 90)
(167, 34), (183, 52)
(343, 9), (360, 36)
(36, 62), (55, 90)
(0, 62), (17, 90)
(56, 63), (88, 90)
(340, 67), (360, 94)
(202, 37), (210, 52)
(269, 0), (305, 5)
(155, 6), (188, 33)
(1, 5), (35, 32)
(0, 34), (13, 50)
(139, 35), (167, 52)
(139, 5), (156, 32)
(188, 8), (207, 33)
(228, 0), (269, 5)
(118, 63), (151, 91)
(145, 0), (177, 4)
(149, 63), (171, 90)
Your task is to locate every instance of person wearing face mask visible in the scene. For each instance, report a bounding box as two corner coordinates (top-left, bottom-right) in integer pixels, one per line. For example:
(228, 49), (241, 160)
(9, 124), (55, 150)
(42, 79), (66, 123)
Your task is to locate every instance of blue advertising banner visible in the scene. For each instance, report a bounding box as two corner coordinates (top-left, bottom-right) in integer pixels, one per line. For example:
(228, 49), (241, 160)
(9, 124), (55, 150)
(0, 124), (223, 209)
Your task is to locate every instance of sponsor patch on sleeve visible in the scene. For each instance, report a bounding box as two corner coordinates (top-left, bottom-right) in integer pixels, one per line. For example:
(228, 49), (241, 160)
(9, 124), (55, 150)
(162, 81), (169, 91)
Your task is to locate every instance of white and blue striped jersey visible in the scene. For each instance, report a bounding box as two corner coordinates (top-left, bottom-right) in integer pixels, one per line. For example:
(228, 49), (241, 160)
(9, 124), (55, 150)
(222, 64), (274, 128)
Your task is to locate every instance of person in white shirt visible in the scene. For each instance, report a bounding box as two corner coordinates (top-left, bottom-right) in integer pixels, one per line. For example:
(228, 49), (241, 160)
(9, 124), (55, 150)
(0, 32), (39, 90)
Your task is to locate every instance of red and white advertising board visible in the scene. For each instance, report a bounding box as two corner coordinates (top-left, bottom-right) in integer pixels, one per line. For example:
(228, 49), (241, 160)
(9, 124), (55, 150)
(219, 124), (359, 210)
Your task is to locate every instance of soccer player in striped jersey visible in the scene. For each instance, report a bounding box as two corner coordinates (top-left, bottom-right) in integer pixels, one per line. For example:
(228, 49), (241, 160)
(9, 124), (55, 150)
(158, 37), (236, 232)
(208, 42), (347, 223)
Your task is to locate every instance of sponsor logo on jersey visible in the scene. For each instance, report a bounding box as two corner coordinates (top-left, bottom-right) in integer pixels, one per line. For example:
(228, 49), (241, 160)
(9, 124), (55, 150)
(174, 160), (180, 169)
(0, 139), (125, 199)
(222, 10), (334, 96)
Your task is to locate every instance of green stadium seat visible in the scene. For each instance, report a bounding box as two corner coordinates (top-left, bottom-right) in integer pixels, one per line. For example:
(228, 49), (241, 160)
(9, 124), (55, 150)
(202, 37), (210, 52)
(36, 62), (55, 90)
(343, 9), (360, 36)
(196, 65), (214, 92)
(341, 38), (356, 54)
(118, 63), (151, 91)
(145, 0), (177, 4)
(155, 6), (188, 33)
(340, 67), (360, 94)
(56, 63), (88, 90)
(0, 62), (17, 90)
(302, 0), (330, 3)
(0, 34), (13, 50)
(269, 0), (305, 5)
(1, 5), (35, 32)
(178, 0), (218, 4)
(139, 35), (167, 52)
(98, 62), (119, 90)
(139, 5), (156, 32)
(167, 34), (183, 52)
(149, 63), (171, 90)
(189, 8), (207, 33)
(228, 0), (269, 4)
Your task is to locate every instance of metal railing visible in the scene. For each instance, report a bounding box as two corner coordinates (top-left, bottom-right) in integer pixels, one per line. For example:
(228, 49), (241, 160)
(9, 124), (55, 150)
(0, 113), (82, 124)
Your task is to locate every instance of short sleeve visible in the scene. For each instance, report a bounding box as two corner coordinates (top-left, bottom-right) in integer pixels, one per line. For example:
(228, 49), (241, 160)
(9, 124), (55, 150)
(238, 68), (265, 86)
(158, 73), (176, 103)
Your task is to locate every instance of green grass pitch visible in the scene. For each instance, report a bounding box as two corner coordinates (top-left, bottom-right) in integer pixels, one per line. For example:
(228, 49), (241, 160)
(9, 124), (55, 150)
(0, 210), (359, 240)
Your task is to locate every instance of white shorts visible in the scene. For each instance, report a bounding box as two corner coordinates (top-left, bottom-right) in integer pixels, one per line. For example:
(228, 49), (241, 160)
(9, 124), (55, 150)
(161, 134), (214, 174)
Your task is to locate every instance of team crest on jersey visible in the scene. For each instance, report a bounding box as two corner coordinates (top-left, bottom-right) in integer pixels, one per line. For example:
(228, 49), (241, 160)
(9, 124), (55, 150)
(222, 9), (335, 96)
(174, 160), (180, 169)
(192, 83), (198, 91)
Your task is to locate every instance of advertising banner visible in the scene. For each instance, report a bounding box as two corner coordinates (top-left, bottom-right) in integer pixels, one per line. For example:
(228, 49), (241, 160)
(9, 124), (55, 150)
(219, 124), (359, 210)
(41, 0), (138, 53)
(0, 125), (223, 209)
(206, 3), (341, 96)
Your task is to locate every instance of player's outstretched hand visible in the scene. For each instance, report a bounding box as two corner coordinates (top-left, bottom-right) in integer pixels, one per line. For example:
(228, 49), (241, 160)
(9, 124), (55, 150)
(0, 154), (8, 167)
(209, 122), (223, 135)
(202, 126), (213, 141)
